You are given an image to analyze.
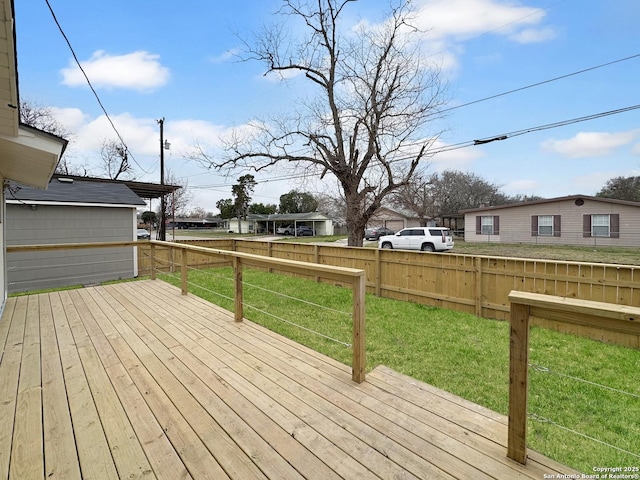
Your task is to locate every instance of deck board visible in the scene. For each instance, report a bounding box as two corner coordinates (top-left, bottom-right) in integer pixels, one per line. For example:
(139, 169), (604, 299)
(0, 279), (581, 479)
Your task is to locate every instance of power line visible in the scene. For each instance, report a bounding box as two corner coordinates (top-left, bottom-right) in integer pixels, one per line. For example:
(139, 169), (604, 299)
(435, 53), (640, 115)
(43, 0), (150, 174)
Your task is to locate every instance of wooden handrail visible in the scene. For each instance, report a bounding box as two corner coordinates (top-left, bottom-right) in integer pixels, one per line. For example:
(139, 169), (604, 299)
(507, 290), (640, 464)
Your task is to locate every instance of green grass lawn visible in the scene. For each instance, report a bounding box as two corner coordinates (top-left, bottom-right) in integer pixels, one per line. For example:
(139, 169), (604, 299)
(161, 267), (640, 473)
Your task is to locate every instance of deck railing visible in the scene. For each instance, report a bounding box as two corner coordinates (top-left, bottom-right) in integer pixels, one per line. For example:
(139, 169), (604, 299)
(7, 240), (367, 383)
(148, 241), (367, 382)
(507, 290), (640, 464)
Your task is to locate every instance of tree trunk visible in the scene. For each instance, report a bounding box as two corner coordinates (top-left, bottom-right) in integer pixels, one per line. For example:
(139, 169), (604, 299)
(345, 192), (366, 247)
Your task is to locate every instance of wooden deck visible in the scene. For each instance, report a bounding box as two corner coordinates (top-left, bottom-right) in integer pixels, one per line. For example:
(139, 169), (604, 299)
(0, 279), (579, 479)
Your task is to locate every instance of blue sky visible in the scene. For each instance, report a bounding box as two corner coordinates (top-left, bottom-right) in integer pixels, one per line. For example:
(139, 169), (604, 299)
(15, 0), (640, 213)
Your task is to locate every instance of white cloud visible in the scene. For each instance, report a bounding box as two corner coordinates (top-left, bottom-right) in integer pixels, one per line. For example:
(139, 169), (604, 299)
(428, 139), (484, 170)
(49, 106), (88, 132)
(209, 49), (240, 64)
(503, 179), (539, 194)
(509, 27), (556, 44)
(412, 0), (548, 41)
(571, 171), (618, 195)
(542, 130), (640, 158)
(61, 50), (170, 92)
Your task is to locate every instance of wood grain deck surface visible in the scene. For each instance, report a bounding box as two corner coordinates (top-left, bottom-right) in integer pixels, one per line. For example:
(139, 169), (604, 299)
(0, 280), (579, 479)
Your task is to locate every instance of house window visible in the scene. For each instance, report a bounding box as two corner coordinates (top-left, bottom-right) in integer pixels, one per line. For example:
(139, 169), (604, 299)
(583, 214), (620, 238)
(531, 215), (561, 237)
(475, 215), (500, 235)
(591, 214), (610, 237)
(481, 216), (494, 235)
(538, 215), (553, 236)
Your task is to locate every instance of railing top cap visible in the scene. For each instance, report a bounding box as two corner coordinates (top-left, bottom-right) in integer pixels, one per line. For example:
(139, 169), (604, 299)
(152, 240), (365, 278)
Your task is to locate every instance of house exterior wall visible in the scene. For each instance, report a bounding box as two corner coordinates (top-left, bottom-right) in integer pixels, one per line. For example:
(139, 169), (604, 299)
(464, 198), (640, 246)
(6, 204), (138, 293)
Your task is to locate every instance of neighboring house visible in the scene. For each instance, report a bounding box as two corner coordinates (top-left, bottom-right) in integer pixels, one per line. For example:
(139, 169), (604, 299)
(0, 0), (67, 309)
(462, 194), (640, 247)
(367, 207), (441, 231)
(228, 212), (334, 235)
(6, 177), (146, 293)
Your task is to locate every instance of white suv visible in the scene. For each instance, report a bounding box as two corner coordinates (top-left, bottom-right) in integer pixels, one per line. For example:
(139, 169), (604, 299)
(378, 227), (454, 252)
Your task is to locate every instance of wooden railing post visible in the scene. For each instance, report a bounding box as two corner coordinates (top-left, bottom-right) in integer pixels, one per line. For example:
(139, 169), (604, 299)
(150, 243), (156, 280)
(508, 299), (531, 464)
(181, 247), (188, 295)
(233, 257), (243, 322)
(352, 273), (366, 383)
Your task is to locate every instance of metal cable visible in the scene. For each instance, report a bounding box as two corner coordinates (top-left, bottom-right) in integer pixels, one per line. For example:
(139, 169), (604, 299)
(529, 363), (640, 399)
(242, 281), (351, 316)
(186, 280), (235, 303)
(528, 413), (640, 459)
(159, 271), (352, 347)
(241, 301), (351, 347)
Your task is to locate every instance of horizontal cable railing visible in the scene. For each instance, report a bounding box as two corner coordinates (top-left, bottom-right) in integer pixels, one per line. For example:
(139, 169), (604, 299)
(148, 241), (366, 382)
(6, 240), (367, 382)
(154, 257), (354, 348)
(507, 291), (640, 465)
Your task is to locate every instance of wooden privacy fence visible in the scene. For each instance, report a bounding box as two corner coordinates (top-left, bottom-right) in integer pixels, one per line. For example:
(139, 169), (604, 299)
(506, 291), (640, 464)
(138, 239), (640, 349)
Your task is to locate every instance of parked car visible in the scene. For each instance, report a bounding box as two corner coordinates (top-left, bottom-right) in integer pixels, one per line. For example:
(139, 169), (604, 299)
(364, 226), (395, 240)
(378, 227), (454, 252)
(137, 228), (151, 240)
(276, 225), (295, 235)
(296, 226), (314, 236)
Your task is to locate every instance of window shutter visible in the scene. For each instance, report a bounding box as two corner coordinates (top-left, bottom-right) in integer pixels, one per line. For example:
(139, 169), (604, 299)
(493, 216), (500, 235)
(611, 214), (620, 238)
(531, 216), (538, 237)
(583, 214), (591, 237)
(476, 216), (481, 235)
(553, 215), (561, 237)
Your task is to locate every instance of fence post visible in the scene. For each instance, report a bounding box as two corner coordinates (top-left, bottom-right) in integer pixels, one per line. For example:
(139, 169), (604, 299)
(150, 243), (156, 280)
(314, 245), (320, 282)
(267, 242), (273, 273)
(352, 273), (366, 383)
(181, 247), (188, 295)
(375, 248), (381, 297)
(233, 257), (243, 322)
(508, 299), (531, 464)
(474, 256), (483, 317)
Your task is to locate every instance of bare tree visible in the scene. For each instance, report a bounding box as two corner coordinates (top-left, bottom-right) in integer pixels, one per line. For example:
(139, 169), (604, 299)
(19, 99), (84, 175)
(425, 170), (504, 215)
(100, 139), (133, 180)
(19, 99), (71, 138)
(193, 0), (446, 246)
(160, 171), (192, 232)
(391, 167), (434, 226)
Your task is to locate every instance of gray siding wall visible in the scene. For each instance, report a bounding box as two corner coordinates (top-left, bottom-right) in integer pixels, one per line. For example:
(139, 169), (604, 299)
(464, 198), (640, 247)
(6, 204), (137, 293)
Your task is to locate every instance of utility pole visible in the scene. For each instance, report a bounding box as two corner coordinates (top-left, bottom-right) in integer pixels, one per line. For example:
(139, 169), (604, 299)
(157, 118), (166, 241)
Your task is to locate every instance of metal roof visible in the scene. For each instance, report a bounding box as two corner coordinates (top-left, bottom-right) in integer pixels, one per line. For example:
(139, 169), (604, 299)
(50, 174), (180, 199)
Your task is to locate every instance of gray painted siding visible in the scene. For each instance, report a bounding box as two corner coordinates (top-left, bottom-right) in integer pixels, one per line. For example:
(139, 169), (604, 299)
(464, 198), (640, 247)
(6, 204), (137, 293)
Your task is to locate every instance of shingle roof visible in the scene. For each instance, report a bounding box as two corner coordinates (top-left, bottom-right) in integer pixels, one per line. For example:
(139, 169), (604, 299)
(460, 194), (640, 213)
(7, 178), (146, 206)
